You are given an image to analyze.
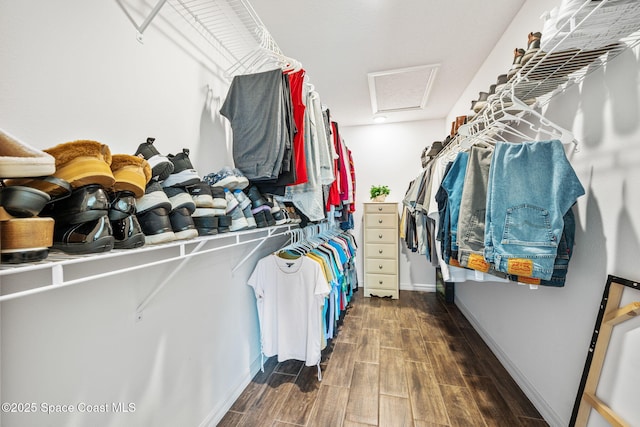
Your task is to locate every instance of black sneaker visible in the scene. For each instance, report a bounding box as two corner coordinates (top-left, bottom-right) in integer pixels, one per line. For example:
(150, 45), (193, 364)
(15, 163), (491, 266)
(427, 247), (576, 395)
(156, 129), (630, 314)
(188, 181), (214, 208)
(134, 137), (174, 181)
(112, 214), (146, 249)
(169, 206), (198, 240)
(163, 186), (196, 213)
(245, 185), (268, 209)
(217, 215), (232, 233)
(210, 186), (227, 209)
(41, 184), (110, 225)
(253, 210), (268, 228)
(136, 206), (176, 244)
(191, 211), (219, 236)
(162, 149), (201, 188)
(108, 191), (137, 221)
(52, 215), (115, 254)
(136, 181), (172, 214)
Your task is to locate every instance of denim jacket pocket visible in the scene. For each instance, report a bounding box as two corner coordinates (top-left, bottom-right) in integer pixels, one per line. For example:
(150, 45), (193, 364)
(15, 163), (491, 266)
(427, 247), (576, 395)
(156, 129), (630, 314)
(501, 204), (557, 247)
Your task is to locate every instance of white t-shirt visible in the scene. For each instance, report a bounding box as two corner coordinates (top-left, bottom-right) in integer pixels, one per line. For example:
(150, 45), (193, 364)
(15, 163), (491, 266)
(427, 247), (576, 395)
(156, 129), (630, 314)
(248, 255), (330, 366)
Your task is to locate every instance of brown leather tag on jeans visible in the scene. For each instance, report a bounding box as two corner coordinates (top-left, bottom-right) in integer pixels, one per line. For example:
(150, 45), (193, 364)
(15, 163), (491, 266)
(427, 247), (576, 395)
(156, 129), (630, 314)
(467, 253), (490, 273)
(507, 258), (534, 276)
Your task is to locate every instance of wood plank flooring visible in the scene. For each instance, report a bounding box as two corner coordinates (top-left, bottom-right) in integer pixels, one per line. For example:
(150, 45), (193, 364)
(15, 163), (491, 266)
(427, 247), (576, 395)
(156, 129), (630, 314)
(219, 290), (549, 426)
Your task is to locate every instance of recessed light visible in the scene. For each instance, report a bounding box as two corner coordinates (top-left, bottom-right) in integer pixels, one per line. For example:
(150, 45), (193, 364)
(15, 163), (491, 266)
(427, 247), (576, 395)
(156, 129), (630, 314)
(373, 116), (387, 123)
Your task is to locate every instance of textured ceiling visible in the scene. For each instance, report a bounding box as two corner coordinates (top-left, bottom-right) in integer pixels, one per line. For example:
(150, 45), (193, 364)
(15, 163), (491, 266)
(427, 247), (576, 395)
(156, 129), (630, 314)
(248, 0), (526, 126)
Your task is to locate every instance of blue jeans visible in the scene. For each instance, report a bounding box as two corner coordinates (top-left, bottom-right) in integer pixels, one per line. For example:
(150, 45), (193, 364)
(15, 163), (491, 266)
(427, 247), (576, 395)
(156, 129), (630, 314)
(440, 151), (469, 259)
(484, 140), (585, 280)
(509, 206), (576, 287)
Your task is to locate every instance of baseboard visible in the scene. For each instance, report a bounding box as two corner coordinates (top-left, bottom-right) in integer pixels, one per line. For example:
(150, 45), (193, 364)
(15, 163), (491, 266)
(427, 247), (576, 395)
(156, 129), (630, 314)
(454, 297), (567, 427)
(198, 355), (262, 427)
(400, 282), (436, 292)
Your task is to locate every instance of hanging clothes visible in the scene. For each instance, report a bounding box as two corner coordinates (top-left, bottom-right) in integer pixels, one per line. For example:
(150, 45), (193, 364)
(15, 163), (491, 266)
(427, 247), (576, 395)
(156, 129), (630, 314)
(247, 254), (329, 368)
(220, 68), (293, 182)
(404, 137), (584, 287)
(247, 227), (358, 378)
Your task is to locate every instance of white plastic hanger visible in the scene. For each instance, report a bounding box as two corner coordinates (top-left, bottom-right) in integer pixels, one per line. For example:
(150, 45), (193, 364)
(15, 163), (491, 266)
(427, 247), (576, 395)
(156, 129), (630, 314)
(500, 88), (579, 151)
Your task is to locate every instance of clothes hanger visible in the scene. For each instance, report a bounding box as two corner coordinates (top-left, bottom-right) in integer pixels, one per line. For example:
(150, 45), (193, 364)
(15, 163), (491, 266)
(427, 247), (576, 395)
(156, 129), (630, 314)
(501, 88), (579, 151)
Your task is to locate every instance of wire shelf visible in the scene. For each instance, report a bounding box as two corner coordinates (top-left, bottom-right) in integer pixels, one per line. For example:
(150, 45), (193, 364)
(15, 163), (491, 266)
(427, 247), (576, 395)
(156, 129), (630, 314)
(467, 0), (640, 139)
(167, 0), (282, 72)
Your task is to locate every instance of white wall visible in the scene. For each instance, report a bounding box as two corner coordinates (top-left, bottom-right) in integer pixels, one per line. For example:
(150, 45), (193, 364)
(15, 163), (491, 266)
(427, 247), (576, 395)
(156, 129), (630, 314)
(0, 1), (280, 426)
(340, 120), (445, 292)
(446, 1), (640, 426)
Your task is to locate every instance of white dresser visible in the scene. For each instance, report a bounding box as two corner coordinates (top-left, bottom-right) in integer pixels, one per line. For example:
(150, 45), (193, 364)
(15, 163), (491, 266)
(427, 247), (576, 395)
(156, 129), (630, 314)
(363, 202), (399, 299)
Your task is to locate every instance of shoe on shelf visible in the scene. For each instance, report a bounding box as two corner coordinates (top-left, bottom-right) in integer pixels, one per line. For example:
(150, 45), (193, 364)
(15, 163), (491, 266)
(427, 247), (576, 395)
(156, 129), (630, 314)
(108, 191), (137, 221)
(136, 206), (175, 245)
(163, 185), (198, 240)
(107, 190), (145, 249)
(245, 185), (269, 209)
(253, 209), (268, 228)
(135, 181), (176, 245)
(507, 48), (526, 80)
(0, 216), (54, 263)
(0, 127), (56, 178)
(521, 32), (542, 66)
(252, 205), (275, 227)
(232, 168), (249, 190)
(168, 206), (198, 240)
(41, 184), (111, 225)
(134, 137), (174, 181)
(233, 189), (252, 210)
(495, 74), (509, 93)
(203, 166), (240, 190)
(111, 214), (146, 249)
(162, 149), (200, 188)
(110, 154), (152, 198)
(162, 186), (196, 214)
(52, 215), (115, 254)
(268, 198), (287, 225)
(224, 188), (248, 232)
(472, 91), (489, 113)
(188, 181), (215, 208)
(210, 186), (227, 209)
(191, 208), (219, 236)
(43, 140), (116, 190)
(217, 214), (232, 233)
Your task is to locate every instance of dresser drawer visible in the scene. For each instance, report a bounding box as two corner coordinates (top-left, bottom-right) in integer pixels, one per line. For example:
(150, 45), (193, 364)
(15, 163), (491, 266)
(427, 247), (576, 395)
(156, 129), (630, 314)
(364, 213), (396, 229)
(366, 273), (398, 290)
(364, 228), (397, 244)
(365, 243), (396, 259)
(365, 258), (397, 275)
(365, 203), (397, 214)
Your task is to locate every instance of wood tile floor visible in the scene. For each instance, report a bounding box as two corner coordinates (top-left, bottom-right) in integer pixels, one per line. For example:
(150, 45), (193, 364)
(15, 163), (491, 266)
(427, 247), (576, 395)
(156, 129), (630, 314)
(219, 290), (549, 426)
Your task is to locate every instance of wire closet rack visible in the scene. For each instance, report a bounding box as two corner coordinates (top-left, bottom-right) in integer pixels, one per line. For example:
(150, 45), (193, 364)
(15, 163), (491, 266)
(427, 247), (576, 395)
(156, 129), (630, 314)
(449, 0), (640, 152)
(115, 0), (284, 73)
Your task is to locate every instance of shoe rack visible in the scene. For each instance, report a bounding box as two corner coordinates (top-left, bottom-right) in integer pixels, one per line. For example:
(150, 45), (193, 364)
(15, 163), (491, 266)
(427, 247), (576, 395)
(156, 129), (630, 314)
(456, 0), (640, 149)
(0, 224), (295, 309)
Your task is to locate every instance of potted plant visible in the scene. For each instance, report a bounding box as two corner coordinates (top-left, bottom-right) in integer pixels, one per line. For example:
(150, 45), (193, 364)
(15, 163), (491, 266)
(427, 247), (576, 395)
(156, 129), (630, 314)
(370, 185), (390, 202)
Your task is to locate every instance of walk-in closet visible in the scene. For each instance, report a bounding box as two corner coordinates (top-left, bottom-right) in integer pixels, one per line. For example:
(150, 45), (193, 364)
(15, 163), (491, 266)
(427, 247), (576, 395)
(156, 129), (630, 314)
(1, 1), (639, 426)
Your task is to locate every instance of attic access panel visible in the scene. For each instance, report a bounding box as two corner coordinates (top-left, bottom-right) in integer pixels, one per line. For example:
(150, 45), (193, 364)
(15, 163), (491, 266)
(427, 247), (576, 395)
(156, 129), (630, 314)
(368, 64), (440, 114)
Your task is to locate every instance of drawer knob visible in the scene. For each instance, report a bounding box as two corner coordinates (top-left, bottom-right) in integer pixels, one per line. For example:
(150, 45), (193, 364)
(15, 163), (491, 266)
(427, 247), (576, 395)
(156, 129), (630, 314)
(378, 234), (383, 239)
(378, 219), (383, 224)
(378, 249), (383, 254)
(379, 280), (383, 284)
(378, 207), (382, 211)
(379, 265), (383, 269)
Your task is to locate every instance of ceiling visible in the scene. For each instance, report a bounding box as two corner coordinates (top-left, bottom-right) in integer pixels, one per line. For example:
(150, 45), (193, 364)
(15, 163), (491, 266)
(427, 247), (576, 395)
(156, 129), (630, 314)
(248, 0), (526, 127)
